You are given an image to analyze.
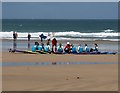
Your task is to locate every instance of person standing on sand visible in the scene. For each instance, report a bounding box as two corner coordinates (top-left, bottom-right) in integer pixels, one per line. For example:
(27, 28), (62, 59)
(28, 33), (31, 41)
(15, 32), (18, 40)
(13, 31), (18, 40)
(39, 33), (47, 42)
(52, 38), (57, 52)
(13, 31), (16, 40)
(27, 33), (31, 49)
(13, 31), (18, 49)
(39, 33), (43, 42)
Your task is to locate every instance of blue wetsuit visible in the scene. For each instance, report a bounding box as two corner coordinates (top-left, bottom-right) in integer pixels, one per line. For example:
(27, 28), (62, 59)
(32, 45), (37, 52)
(78, 47), (83, 53)
(57, 46), (63, 53)
(44, 45), (50, 52)
(72, 46), (77, 53)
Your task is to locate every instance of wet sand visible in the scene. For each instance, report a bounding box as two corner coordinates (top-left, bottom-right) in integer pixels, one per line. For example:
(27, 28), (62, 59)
(2, 52), (119, 91)
(1, 39), (119, 45)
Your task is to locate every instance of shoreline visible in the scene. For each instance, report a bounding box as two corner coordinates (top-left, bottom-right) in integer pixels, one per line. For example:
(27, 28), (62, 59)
(1, 38), (119, 52)
(1, 38), (120, 42)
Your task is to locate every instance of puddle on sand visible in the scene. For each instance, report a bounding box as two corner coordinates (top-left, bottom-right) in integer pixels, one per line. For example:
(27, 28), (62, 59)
(0, 62), (118, 67)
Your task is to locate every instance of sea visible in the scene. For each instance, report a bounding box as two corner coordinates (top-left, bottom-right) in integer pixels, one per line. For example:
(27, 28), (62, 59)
(1, 19), (119, 41)
(0, 19), (119, 52)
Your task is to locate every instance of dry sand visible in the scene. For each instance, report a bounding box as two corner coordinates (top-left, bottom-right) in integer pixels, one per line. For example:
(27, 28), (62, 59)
(2, 52), (119, 91)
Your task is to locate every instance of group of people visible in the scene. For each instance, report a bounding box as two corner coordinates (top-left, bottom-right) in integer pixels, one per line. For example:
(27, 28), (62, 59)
(32, 37), (58, 53)
(13, 32), (50, 42)
(13, 32), (31, 41)
(12, 32), (99, 54)
(32, 39), (99, 54)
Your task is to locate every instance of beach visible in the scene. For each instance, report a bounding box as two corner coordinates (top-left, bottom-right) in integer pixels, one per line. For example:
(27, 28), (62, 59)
(1, 39), (119, 91)
(1, 19), (119, 91)
(2, 52), (119, 91)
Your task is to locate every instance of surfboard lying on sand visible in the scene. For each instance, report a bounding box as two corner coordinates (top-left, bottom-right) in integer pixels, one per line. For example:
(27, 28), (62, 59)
(36, 50), (50, 54)
(9, 49), (50, 54)
(9, 49), (38, 54)
(9, 49), (117, 55)
(74, 51), (117, 55)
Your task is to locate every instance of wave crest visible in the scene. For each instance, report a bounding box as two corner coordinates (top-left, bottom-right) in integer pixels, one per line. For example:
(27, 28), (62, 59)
(0, 31), (119, 41)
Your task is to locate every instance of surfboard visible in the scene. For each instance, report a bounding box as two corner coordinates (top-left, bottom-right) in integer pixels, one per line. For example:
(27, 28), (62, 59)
(9, 49), (51, 54)
(36, 50), (50, 54)
(9, 49), (38, 54)
(75, 51), (117, 55)
(9, 49), (117, 55)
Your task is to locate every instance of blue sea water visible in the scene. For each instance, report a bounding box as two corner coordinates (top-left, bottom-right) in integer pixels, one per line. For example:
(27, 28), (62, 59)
(1, 19), (119, 41)
(0, 19), (119, 52)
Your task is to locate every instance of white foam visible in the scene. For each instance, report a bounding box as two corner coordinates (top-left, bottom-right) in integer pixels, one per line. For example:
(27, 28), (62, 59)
(104, 29), (114, 33)
(54, 31), (118, 37)
(0, 31), (119, 41)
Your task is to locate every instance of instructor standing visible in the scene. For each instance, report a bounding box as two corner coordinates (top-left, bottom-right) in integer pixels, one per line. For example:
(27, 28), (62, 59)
(13, 31), (18, 49)
(27, 33), (31, 49)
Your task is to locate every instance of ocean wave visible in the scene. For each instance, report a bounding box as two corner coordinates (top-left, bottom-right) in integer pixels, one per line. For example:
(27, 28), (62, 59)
(103, 29), (114, 33)
(54, 31), (118, 37)
(0, 31), (119, 41)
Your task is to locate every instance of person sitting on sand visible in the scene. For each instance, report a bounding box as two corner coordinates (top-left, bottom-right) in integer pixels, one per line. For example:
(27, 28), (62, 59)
(90, 48), (94, 52)
(64, 42), (71, 54)
(44, 42), (51, 52)
(78, 44), (83, 53)
(71, 44), (77, 53)
(57, 43), (63, 53)
(84, 44), (90, 52)
(37, 43), (44, 51)
(94, 43), (98, 51)
(32, 42), (39, 52)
